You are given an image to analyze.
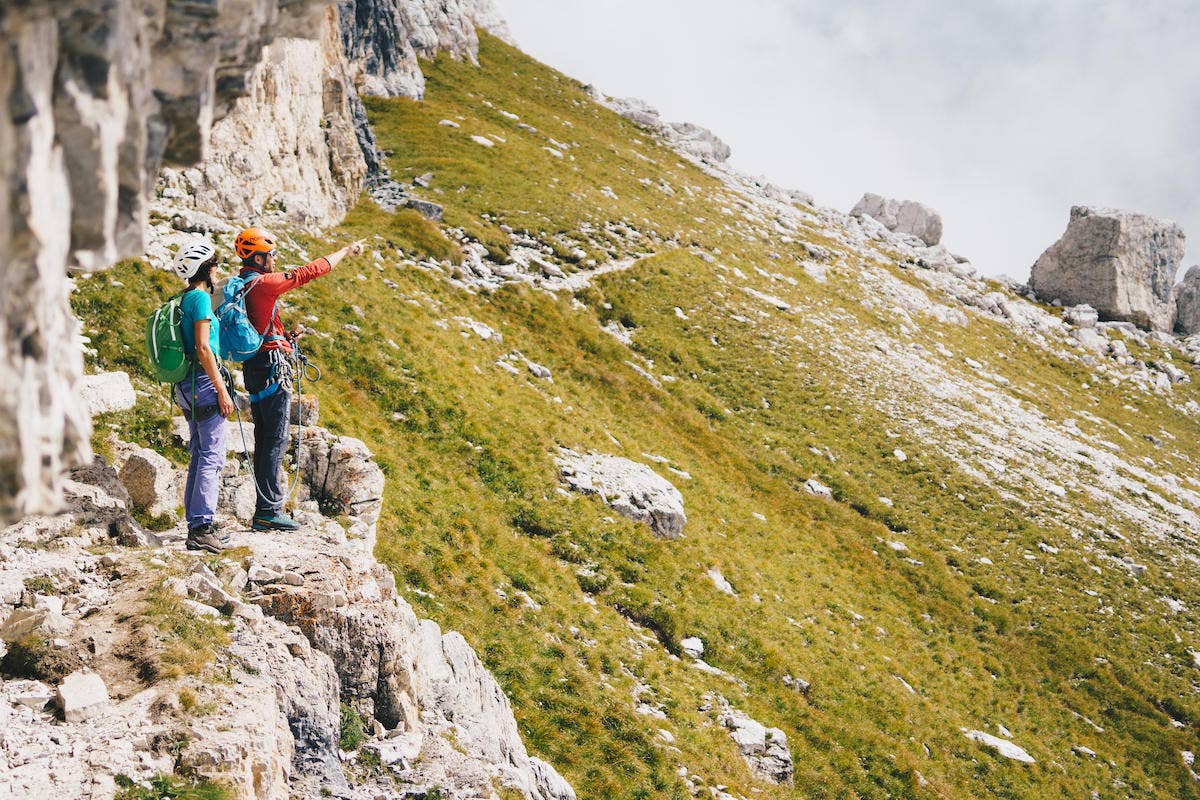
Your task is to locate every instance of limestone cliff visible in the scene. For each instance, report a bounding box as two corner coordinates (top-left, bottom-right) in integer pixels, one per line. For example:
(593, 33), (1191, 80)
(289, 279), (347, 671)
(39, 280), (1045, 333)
(160, 6), (369, 231)
(0, 0), (326, 523)
(0, 0), (518, 522)
(338, 0), (517, 99)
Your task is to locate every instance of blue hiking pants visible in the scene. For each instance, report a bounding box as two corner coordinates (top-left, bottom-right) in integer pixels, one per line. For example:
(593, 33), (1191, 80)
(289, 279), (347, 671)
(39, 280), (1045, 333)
(175, 372), (227, 529)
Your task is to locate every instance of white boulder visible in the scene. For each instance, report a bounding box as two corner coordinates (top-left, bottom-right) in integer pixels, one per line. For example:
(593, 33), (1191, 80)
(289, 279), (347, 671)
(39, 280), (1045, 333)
(78, 371), (136, 416)
(680, 636), (704, 659)
(1063, 304), (1099, 328)
(55, 669), (110, 723)
(851, 193), (943, 246)
(962, 729), (1036, 764)
(556, 449), (686, 539)
(1174, 265), (1200, 335)
(118, 447), (178, 517)
(718, 706), (794, 784)
(1030, 206), (1185, 332)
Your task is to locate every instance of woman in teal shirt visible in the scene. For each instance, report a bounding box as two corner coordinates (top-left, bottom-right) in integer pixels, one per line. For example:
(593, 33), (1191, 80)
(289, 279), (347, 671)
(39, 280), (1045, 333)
(172, 240), (234, 554)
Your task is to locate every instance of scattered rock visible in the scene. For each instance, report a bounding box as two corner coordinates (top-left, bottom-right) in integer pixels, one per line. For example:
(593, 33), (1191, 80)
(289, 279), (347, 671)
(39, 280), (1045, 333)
(680, 637), (704, 659)
(782, 674), (810, 694)
(707, 568), (736, 596)
(962, 729), (1035, 763)
(718, 705), (794, 784)
(1030, 206), (1185, 332)
(406, 198), (444, 221)
(804, 478), (833, 499)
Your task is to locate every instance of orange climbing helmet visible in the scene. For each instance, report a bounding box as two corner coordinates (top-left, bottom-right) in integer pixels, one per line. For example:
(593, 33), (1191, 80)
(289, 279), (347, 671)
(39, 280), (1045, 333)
(233, 227), (277, 260)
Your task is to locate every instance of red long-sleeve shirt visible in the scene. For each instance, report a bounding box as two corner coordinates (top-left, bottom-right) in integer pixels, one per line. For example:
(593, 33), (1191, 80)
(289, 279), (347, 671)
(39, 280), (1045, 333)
(239, 257), (330, 354)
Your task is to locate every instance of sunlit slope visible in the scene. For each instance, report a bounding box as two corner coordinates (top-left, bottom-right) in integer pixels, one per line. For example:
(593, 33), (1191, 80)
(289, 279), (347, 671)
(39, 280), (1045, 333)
(76, 33), (1200, 800)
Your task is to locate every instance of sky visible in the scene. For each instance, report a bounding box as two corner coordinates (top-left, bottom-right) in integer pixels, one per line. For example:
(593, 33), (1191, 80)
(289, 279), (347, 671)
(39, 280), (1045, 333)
(497, 0), (1199, 279)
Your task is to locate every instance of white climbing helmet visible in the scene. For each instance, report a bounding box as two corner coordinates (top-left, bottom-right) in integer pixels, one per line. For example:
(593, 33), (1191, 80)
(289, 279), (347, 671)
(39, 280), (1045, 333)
(172, 240), (217, 282)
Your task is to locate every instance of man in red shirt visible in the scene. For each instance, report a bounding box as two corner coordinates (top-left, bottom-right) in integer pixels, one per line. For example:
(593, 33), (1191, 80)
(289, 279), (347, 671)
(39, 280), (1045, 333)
(233, 227), (366, 530)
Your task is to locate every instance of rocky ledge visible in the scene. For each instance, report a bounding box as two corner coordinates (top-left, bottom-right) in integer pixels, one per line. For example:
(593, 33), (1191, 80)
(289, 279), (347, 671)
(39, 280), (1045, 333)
(0, 380), (574, 800)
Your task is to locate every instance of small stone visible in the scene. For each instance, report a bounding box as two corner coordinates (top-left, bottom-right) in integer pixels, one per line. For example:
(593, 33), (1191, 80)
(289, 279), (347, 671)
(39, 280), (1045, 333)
(962, 729), (1035, 763)
(406, 198), (444, 222)
(680, 637), (704, 659)
(162, 577), (188, 597)
(56, 670), (110, 723)
(804, 478), (832, 499)
(1, 608), (74, 641)
(280, 571), (304, 587)
(893, 449), (908, 462)
(413, 172), (434, 188)
(470, 135), (494, 147)
(438, 119), (460, 128)
(247, 565), (282, 584)
(782, 674), (810, 694)
(13, 681), (54, 710)
(182, 598), (221, 618)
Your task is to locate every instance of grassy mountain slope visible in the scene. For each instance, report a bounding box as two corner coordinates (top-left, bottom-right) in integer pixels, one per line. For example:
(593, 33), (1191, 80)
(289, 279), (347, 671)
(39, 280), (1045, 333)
(75, 34), (1200, 799)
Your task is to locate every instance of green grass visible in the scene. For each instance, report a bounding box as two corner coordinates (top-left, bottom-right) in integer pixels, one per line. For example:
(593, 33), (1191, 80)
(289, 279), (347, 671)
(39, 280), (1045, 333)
(130, 585), (231, 681)
(114, 774), (231, 800)
(339, 703), (368, 751)
(0, 635), (84, 683)
(72, 32), (1200, 800)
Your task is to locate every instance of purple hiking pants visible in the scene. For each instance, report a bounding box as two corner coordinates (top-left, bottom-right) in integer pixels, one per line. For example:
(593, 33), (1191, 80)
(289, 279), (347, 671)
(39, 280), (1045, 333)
(175, 373), (227, 528)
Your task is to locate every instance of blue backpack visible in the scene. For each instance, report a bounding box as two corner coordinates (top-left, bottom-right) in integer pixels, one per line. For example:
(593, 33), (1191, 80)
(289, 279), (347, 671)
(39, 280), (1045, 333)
(216, 273), (276, 362)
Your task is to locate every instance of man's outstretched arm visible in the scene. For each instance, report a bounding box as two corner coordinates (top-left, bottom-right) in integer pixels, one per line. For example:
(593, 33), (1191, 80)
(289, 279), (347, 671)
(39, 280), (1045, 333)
(323, 240), (366, 270)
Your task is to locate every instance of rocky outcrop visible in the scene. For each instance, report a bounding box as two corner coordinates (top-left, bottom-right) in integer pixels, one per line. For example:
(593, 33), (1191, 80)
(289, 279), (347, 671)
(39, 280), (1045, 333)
(593, 93), (732, 163)
(1, 422), (575, 800)
(851, 193), (943, 246)
(339, 0), (518, 99)
(556, 449), (687, 539)
(1174, 266), (1200, 335)
(1030, 206), (1186, 332)
(0, 0), (324, 523)
(713, 699), (794, 784)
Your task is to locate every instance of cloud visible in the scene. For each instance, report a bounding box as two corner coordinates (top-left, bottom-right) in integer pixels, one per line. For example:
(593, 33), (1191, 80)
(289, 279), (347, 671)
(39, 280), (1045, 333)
(499, 0), (1199, 277)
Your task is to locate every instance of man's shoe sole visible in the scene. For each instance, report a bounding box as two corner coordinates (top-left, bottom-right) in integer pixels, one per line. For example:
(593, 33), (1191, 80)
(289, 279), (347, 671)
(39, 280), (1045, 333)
(252, 520), (300, 532)
(186, 538), (224, 554)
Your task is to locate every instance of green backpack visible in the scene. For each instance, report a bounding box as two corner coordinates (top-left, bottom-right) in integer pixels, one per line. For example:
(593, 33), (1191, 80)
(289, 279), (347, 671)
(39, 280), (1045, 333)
(145, 292), (191, 383)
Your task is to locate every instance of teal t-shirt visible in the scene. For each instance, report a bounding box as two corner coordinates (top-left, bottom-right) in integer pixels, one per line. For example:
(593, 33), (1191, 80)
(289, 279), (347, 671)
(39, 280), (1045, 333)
(179, 288), (220, 358)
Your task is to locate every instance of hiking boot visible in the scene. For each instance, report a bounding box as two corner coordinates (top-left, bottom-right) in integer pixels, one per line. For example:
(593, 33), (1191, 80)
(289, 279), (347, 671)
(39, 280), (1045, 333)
(251, 513), (300, 532)
(186, 525), (225, 554)
(211, 521), (232, 545)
